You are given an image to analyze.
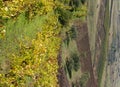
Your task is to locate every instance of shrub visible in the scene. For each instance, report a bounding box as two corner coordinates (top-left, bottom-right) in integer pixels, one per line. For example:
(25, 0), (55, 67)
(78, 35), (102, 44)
(55, 7), (72, 25)
(71, 53), (80, 71)
(81, 0), (86, 4)
(66, 58), (74, 78)
(63, 25), (77, 46)
(68, 26), (77, 39)
(69, 0), (81, 8)
(63, 32), (70, 46)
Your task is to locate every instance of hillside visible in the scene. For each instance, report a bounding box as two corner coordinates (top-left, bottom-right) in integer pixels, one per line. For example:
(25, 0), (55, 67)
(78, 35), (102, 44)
(0, 0), (117, 87)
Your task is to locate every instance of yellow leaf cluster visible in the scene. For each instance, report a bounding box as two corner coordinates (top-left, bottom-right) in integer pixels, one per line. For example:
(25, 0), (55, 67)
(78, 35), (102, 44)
(0, 0), (57, 19)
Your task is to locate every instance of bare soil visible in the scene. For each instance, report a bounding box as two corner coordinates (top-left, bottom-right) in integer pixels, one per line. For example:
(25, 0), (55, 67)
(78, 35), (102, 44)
(74, 20), (97, 87)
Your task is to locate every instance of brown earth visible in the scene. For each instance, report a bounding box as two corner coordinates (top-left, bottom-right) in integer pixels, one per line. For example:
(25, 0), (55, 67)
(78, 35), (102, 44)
(74, 20), (97, 87)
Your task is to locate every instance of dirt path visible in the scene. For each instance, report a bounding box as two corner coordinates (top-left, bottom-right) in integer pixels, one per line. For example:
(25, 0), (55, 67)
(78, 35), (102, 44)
(74, 20), (97, 87)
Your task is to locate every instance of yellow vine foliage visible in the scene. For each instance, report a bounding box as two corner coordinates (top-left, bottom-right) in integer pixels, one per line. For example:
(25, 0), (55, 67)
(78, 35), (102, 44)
(0, 0), (63, 86)
(0, 13), (61, 86)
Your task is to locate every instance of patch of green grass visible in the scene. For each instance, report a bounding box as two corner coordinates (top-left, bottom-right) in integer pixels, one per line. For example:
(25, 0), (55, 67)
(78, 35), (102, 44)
(87, 0), (98, 65)
(70, 72), (89, 87)
(97, 0), (110, 87)
(97, 37), (107, 87)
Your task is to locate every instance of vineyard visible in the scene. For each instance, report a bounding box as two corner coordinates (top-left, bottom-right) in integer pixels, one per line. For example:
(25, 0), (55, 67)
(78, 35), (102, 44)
(0, 0), (87, 87)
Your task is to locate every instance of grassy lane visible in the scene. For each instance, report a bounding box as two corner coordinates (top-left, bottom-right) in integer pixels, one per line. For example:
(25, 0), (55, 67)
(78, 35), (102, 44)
(97, 0), (110, 87)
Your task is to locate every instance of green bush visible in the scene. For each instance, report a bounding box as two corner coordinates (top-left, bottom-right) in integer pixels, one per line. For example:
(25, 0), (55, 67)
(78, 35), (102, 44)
(68, 26), (77, 39)
(71, 53), (80, 71)
(66, 58), (74, 78)
(81, 0), (86, 4)
(63, 25), (77, 46)
(63, 32), (70, 46)
(55, 7), (72, 25)
(69, 0), (81, 8)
